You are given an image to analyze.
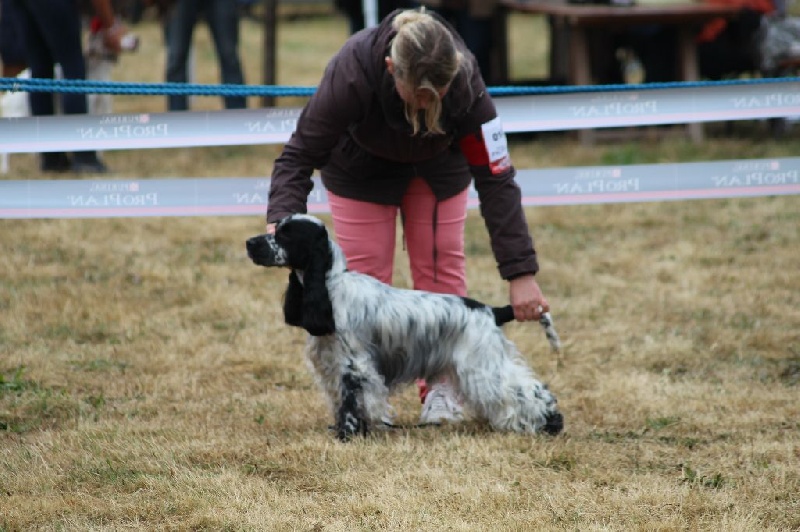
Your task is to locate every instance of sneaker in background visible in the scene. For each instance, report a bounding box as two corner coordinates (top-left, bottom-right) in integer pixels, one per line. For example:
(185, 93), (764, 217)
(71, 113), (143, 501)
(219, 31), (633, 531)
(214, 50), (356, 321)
(71, 152), (108, 174)
(40, 152), (71, 173)
(419, 382), (464, 425)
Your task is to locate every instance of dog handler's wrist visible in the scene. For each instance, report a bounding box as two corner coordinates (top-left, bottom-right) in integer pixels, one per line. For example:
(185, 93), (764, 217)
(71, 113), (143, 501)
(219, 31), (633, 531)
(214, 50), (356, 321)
(506, 271), (535, 281)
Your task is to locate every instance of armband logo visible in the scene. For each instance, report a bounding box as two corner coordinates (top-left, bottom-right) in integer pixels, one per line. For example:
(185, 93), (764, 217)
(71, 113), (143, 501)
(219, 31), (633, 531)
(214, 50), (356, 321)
(459, 118), (513, 174)
(481, 117), (511, 175)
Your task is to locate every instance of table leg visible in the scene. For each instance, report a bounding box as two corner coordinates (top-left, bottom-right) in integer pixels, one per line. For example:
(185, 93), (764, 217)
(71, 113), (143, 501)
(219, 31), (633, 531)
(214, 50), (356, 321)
(549, 17), (570, 85)
(677, 27), (704, 143)
(493, 7), (510, 85)
(568, 25), (595, 145)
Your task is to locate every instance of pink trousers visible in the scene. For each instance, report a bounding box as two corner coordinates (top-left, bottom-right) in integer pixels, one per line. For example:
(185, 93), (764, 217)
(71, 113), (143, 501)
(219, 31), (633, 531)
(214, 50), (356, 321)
(327, 178), (469, 403)
(327, 178), (469, 296)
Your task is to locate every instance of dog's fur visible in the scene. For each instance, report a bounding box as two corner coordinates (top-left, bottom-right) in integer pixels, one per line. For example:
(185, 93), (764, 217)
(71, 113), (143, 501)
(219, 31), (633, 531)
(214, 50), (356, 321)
(246, 214), (563, 440)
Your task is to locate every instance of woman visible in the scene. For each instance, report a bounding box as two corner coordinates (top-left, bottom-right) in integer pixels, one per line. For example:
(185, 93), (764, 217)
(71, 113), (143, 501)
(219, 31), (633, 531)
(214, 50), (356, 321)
(266, 8), (550, 425)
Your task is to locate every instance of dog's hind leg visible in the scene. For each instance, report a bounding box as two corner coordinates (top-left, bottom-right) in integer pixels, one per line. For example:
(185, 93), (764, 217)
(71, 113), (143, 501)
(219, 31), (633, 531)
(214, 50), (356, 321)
(461, 368), (561, 434)
(454, 339), (563, 435)
(508, 376), (563, 435)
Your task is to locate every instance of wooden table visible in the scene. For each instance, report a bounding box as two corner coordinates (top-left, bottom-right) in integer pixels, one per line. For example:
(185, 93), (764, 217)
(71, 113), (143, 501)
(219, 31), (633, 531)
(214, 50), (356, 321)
(498, 0), (741, 143)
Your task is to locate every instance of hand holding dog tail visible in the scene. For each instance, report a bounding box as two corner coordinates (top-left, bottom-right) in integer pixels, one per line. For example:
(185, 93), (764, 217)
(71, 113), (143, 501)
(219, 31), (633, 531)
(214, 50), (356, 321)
(492, 305), (515, 326)
(492, 305), (562, 353)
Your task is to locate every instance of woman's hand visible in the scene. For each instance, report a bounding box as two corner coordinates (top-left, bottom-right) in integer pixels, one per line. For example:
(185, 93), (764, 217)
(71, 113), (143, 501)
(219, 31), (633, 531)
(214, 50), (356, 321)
(509, 274), (549, 322)
(266, 223), (276, 235)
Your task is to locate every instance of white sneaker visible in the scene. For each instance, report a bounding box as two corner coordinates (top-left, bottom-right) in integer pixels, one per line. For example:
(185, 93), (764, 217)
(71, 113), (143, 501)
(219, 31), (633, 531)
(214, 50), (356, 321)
(381, 403), (397, 427)
(419, 383), (464, 425)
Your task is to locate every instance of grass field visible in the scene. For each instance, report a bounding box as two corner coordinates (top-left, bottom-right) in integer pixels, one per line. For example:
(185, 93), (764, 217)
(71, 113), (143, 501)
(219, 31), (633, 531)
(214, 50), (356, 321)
(1, 8), (799, 531)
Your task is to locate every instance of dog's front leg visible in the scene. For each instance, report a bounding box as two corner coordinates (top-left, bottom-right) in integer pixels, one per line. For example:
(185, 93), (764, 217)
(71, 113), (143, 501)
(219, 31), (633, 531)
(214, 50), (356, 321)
(336, 369), (368, 441)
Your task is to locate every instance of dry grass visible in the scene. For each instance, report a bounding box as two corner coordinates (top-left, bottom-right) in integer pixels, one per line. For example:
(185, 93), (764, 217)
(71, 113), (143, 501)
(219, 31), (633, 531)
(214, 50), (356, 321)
(2, 10), (799, 531)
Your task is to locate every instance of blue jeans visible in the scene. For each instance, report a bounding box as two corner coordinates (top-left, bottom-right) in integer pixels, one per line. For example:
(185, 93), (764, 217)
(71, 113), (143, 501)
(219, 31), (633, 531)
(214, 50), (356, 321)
(165, 0), (246, 110)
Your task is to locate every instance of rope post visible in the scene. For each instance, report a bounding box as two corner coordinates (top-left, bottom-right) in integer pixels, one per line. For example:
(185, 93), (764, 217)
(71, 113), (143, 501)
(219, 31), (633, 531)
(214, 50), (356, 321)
(362, 0), (378, 28)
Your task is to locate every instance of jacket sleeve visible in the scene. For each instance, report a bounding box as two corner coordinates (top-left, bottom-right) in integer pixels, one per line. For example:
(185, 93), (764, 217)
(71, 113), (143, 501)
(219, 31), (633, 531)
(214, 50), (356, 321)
(267, 46), (369, 223)
(457, 93), (540, 280)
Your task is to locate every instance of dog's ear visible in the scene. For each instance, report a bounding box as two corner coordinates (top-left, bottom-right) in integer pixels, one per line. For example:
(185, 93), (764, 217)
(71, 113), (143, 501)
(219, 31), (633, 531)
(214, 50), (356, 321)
(282, 270), (304, 329)
(300, 232), (335, 336)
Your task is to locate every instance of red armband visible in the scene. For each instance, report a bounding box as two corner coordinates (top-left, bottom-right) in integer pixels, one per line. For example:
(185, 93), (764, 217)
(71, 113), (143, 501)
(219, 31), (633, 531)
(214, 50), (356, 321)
(458, 117), (511, 175)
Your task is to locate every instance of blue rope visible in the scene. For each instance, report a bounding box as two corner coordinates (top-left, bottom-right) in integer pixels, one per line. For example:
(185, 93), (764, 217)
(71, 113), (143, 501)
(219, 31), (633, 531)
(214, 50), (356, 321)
(1, 76), (799, 97)
(0, 78), (317, 97)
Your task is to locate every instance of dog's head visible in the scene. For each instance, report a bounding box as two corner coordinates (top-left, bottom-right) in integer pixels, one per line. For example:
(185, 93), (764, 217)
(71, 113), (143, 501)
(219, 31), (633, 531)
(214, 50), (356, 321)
(246, 214), (335, 336)
(246, 214), (329, 270)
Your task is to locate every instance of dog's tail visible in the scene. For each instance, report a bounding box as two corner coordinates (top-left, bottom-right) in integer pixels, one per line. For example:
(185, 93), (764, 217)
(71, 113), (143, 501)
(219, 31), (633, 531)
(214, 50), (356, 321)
(538, 311), (562, 353)
(492, 305), (562, 353)
(492, 305), (515, 326)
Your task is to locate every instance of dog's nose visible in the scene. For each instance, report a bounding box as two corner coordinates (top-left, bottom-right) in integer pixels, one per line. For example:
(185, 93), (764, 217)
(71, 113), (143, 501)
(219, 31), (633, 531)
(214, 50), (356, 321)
(245, 236), (262, 257)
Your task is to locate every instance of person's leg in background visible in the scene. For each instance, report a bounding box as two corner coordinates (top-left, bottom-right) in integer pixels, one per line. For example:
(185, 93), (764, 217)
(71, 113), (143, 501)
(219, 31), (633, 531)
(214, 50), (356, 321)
(205, 0), (246, 109)
(401, 177), (469, 424)
(451, 9), (493, 83)
(164, 0), (199, 111)
(334, 0), (365, 34)
(626, 25), (677, 83)
(42, 0), (107, 171)
(14, 0), (66, 171)
(1, 0), (27, 78)
(13, 0), (106, 172)
(13, 0), (56, 116)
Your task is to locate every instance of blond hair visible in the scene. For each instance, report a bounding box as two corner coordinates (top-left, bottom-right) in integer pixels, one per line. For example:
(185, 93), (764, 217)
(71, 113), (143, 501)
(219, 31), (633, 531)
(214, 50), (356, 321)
(390, 9), (464, 135)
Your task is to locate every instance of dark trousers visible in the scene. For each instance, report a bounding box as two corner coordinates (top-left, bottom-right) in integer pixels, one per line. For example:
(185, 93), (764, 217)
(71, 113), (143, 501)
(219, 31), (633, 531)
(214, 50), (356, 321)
(433, 7), (494, 83)
(12, 0), (88, 117)
(164, 0), (246, 110)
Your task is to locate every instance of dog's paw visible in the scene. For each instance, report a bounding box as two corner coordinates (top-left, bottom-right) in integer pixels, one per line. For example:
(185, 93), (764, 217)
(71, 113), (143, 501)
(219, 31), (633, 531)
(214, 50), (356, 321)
(541, 411), (564, 436)
(335, 412), (367, 441)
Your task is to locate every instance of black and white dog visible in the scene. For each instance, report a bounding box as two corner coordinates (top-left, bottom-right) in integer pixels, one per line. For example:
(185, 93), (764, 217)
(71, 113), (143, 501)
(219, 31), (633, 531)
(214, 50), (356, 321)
(246, 214), (563, 440)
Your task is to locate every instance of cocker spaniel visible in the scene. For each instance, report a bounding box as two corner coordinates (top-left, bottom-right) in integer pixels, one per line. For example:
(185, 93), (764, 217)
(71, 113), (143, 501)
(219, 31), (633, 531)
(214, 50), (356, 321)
(246, 214), (563, 440)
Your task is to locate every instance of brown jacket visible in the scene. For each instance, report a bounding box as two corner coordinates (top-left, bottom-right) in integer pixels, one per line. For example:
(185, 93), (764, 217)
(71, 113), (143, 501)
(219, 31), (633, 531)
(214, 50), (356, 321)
(267, 10), (538, 280)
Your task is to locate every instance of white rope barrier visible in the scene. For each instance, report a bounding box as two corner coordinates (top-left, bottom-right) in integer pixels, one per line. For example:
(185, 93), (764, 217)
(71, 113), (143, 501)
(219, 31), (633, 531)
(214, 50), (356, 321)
(1, 81), (799, 219)
(1, 81), (798, 154)
(2, 157), (798, 219)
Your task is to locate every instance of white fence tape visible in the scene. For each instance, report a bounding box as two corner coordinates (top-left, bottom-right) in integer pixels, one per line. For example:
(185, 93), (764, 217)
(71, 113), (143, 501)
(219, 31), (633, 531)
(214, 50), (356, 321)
(2, 82), (799, 219)
(2, 157), (798, 219)
(1, 81), (799, 153)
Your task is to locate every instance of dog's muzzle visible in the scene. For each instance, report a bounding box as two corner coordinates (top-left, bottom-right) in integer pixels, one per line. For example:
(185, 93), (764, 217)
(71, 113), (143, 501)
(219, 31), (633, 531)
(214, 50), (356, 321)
(246, 234), (284, 267)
